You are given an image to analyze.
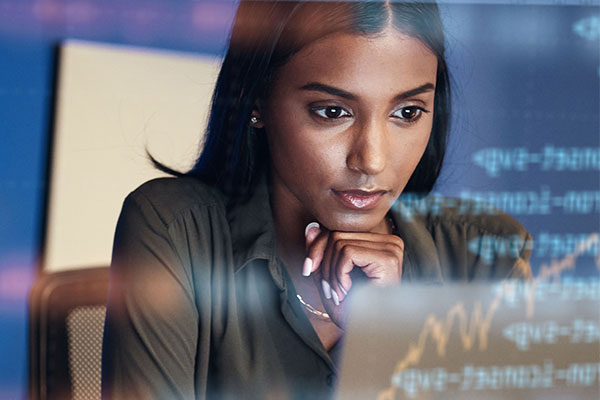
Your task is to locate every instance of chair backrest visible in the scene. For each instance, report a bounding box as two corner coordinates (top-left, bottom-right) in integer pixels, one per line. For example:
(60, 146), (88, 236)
(29, 267), (109, 400)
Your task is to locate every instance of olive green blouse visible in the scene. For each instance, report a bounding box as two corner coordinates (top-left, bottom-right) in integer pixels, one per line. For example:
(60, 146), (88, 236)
(101, 174), (532, 400)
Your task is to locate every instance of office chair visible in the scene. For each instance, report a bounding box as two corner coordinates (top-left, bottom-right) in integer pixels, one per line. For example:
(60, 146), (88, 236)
(29, 40), (215, 400)
(29, 267), (109, 400)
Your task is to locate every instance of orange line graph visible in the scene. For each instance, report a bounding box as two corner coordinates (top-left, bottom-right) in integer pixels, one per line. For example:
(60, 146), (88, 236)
(377, 233), (599, 400)
(525, 233), (599, 318)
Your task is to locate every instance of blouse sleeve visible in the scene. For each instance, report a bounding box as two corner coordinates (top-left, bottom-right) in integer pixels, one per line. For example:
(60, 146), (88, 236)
(101, 191), (199, 400)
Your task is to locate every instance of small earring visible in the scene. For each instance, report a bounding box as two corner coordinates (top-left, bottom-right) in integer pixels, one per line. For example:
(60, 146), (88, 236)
(250, 115), (259, 125)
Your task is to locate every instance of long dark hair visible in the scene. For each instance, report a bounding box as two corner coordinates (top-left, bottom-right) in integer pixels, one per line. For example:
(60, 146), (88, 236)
(151, 0), (451, 201)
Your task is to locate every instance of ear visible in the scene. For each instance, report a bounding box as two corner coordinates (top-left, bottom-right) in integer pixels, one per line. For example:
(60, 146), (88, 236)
(249, 109), (264, 128)
(250, 100), (265, 129)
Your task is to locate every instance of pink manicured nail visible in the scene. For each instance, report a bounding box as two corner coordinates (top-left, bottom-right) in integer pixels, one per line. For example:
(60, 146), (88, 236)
(339, 285), (348, 296)
(302, 258), (312, 277)
(321, 280), (332, 299)
(331, 290), (340, 306)
(305, 222), (320, 237)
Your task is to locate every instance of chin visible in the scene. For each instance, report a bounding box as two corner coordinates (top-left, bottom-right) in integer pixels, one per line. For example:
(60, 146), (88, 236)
(324, 211), (384, 233)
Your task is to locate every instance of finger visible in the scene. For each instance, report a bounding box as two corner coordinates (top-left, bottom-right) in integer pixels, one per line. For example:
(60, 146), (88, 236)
(330, 238), (403, 300)
(326, 232), (403, 293)
(318, 231), (405, 246)
(323, 233), (356, 304)
(361, 260), (403, 286)
(330, 241), (354, 301)
(305, 229), (330, 276)
(323, 235), (349, 303)
(319, 232), (338, 302)
(304, 222), (321, 248)
(335, 244), (402, 287)
(302, 222), (321, 276)
(330, 272), (350, 304)
(361, 252), (403, 285)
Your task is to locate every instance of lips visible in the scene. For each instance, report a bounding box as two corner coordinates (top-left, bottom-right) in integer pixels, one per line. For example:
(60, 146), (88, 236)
(333, 189), (386, 210)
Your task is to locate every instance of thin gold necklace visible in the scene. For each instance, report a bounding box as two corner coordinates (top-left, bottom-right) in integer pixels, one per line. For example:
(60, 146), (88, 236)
(296, 294), (330, 320)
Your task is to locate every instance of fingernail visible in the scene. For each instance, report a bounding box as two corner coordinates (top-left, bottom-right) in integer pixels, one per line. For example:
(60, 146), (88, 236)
(331, 290), (340, 306)
(302, 257), (312, 277)
(321, 280), (332, 299)
(305, 222), (320, 237)
(340, 285), (348, 296)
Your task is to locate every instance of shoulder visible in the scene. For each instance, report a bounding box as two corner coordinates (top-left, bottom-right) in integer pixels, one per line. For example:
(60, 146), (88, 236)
(397, 195), (533, 280)
(398, 194), (529, 237)
(423, 196), (529, 238)
(113, 176), (231, 281)
(123, 176), (227, 228)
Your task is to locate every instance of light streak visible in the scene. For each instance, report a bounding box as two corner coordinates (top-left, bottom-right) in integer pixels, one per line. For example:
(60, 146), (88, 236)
(377, 233), (600, 400)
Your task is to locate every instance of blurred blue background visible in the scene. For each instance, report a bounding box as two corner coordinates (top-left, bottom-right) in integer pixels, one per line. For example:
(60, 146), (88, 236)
(0, 0), (598, 398)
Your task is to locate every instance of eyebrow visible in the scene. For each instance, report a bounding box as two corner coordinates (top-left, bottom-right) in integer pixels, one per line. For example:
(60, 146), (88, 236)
(299, 82), (435, 101)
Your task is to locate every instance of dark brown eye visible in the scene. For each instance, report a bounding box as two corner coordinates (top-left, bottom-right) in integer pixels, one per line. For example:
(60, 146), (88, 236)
(392, 106), (427, 122)
(313, 106), (351, 119)
(325, 107), (342, 118)
(400, 107), (419, 119)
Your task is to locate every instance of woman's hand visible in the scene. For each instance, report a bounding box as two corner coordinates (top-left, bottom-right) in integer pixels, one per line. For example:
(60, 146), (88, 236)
(303, 222), (404, 327)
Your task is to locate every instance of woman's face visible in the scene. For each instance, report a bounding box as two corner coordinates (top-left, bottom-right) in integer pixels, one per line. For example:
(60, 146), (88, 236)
(262, 28), (438, 232)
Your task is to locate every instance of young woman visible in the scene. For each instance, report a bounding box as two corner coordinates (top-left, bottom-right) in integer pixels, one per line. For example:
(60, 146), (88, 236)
(101, 1), (532, 399)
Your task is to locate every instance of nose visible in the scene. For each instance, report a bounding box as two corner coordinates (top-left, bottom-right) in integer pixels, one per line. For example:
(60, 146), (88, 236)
(346, 118), (388, 176)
